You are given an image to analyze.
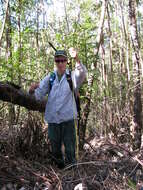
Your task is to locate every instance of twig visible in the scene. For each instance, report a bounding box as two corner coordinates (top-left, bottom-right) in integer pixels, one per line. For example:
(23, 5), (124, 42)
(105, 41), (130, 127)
(127, 163), (139, 177)
(50, 166), (63, 190)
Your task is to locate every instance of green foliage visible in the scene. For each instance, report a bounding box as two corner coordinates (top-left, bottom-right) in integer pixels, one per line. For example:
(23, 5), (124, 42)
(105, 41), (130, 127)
(127, 179), (136, 190)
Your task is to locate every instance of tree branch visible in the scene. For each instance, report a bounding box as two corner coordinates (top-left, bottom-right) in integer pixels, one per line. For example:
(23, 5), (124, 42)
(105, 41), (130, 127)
(0, 82), (46, 112)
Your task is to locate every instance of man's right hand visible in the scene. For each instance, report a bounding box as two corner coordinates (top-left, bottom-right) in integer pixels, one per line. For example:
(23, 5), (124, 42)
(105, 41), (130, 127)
(29, 82), (39, 94)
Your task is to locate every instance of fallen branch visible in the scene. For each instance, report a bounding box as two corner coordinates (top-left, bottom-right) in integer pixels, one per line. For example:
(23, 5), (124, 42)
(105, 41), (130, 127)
(0, 81), (46, 112)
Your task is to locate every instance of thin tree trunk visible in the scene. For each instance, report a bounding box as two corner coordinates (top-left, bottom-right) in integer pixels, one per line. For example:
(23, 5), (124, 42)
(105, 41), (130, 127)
(101, 41), (108, 136)
(18, 0), (22, 86)
(129, 0), (142, 150)
(5, 3), (15, 125)
(107, 3), (113, 74)
(16, 0), (22, 124)
(36, 5), (39, 53)
(0, 0), (9, 47)
(119, 0), (131, 83)
(106, 2), (115, 132)
(79, 0), (108, 150)
(64, 0), (70, 33)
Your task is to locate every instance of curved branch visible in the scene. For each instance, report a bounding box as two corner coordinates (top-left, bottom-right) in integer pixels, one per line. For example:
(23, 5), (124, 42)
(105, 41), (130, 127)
(0, 82), (46, 112)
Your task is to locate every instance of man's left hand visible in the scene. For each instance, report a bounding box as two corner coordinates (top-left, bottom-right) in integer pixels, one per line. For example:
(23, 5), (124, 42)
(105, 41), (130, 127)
(69, 47), (80, 63)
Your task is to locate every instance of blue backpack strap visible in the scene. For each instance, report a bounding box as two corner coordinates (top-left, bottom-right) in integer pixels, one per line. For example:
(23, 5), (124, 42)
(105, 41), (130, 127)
(49, 72), (56, 92)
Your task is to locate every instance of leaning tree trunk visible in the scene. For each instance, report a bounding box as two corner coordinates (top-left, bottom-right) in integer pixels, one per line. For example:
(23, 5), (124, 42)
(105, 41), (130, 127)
(129, 0), (142, 150)
(79, 0), (108, 150)
(0, 82), (46, 112)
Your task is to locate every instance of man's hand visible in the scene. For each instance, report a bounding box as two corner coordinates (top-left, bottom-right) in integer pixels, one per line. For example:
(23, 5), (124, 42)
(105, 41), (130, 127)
(29, 82), (39, 94)
(69, 47), (80, 63)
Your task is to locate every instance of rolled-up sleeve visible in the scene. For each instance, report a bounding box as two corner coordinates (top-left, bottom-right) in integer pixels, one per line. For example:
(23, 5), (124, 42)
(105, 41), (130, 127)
(72, 62), (87, 89)
(35, 74), (50, 101)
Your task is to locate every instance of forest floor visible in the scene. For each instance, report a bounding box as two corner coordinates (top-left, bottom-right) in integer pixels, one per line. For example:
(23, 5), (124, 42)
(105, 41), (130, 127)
(0, 121), (143, 190)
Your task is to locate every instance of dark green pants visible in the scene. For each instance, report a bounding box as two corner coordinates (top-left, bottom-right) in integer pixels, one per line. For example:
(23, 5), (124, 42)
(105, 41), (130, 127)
(48, 119), (76, 167)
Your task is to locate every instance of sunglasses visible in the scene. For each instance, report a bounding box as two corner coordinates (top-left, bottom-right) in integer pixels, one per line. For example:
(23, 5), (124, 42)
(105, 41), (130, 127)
(55, 59), (67, 63)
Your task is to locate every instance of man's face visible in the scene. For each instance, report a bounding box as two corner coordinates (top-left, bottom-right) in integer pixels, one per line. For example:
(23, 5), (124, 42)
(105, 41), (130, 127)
(55, 56), (68, 74)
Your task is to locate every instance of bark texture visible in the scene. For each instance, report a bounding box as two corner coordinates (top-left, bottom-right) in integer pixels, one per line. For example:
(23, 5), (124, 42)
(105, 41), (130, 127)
(0, 82), (46, 112)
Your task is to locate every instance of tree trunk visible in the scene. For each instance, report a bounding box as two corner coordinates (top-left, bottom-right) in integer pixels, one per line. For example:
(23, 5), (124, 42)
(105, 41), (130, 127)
(15, 0), (22, 124)
(0, 0), (9, 47)
(101, 41), (108, 136)
(5, 3), (16, 124)
(0, 82), (46, 112)
(36, 4), (39, 52)
(79, 0), (108, 150)
(18, 0), (22, 86)
(64, 0), (70, 33)
(129, 0), (142, 150)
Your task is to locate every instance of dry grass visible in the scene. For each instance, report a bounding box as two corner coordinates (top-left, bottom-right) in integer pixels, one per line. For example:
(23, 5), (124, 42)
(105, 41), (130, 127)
(0, 113), (143, 190)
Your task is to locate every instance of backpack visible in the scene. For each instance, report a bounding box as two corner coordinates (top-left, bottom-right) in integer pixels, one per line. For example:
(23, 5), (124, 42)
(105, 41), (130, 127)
(49, 71), (81, 126)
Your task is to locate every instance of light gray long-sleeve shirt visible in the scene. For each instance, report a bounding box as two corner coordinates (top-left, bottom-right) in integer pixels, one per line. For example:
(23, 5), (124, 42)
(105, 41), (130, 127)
(35, 62), (87, 124)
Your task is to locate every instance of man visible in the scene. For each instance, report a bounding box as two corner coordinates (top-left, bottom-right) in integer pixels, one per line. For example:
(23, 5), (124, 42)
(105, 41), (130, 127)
(29, 48), (87, 168)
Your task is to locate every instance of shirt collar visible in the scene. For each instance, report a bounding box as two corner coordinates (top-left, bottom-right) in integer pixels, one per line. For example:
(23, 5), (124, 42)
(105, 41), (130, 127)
(55, 69), (69, 83)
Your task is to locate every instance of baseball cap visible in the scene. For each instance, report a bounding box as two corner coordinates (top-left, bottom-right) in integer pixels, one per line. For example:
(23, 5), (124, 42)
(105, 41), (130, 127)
(55, 50), (68, 58)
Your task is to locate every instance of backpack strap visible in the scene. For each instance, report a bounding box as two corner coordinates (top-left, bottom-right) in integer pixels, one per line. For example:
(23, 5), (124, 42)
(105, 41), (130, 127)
(66, 71), (81, 117)
(49, 72), (56, 92)
(66, 70), (73, 92)
(66, 71), (81, 136)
